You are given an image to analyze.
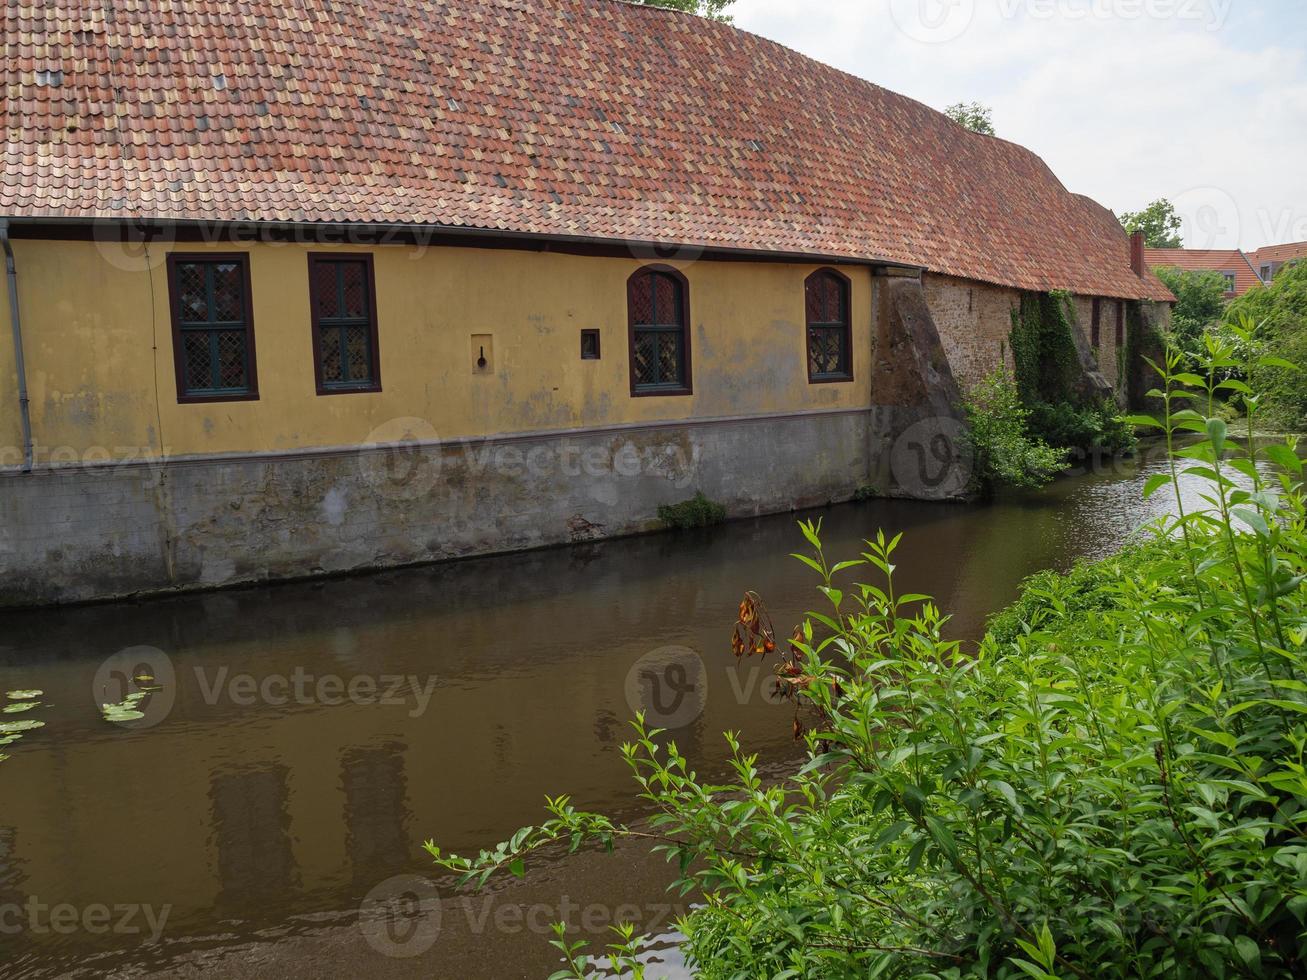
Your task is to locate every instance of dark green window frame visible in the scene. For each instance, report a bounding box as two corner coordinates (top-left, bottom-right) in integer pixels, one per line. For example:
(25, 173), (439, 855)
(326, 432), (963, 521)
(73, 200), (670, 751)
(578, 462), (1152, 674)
(167, 254), (259, 403)
(628, 266), (692, 397)
(308, 254), (382, 395)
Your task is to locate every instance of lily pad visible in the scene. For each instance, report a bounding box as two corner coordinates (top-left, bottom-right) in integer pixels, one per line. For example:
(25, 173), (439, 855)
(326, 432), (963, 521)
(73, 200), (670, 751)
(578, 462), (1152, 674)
(6, 690), (42, 700)
(0, 719), (45, 735)
(2, 702), (38, 714)
(101, 705), (146, 722)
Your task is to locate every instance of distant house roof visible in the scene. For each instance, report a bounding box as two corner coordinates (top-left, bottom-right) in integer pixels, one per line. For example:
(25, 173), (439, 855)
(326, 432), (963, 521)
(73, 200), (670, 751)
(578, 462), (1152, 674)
(1251, 241), (1307, 269)
(1145, 248), (1264, 296)
(3, 0), (1172, 302)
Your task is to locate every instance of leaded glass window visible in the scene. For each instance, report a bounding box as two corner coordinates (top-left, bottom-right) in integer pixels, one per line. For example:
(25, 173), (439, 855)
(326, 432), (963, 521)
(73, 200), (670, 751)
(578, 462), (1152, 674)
(170, 256), (257, 400)
(805, 269), (852, 382)
(629, 268), (690, 394)
(309, 256), (380, 393)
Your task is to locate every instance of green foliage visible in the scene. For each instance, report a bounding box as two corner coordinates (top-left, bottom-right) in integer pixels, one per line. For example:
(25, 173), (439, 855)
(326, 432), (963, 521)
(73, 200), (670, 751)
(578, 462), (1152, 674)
(962, 371), (1068, 492)
(945, 101), (996, 135)
(1027, 397), (1138, 456)
(1007, 292), (1135, 456)
(1155, 266), (1229, 363)
(1009, 293), (1081, 407)
(429, 340), (1307, 978)
(1118, 198), (1184, 249)
(633, 0), (735, 21)
(657, 491), (726, 529)
(1225, 261), (1307, 430)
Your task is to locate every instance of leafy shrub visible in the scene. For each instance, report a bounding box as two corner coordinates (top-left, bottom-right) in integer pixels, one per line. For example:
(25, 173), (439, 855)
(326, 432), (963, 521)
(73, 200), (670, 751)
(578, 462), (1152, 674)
(962, 371), (1068, 492)
(1027, 397), (1138, 456)
(429, 342), (1307, 979)
(657, 491), (726, 529)
(1154, 266), (1229, 365)
(1224, 262), (1307, 430)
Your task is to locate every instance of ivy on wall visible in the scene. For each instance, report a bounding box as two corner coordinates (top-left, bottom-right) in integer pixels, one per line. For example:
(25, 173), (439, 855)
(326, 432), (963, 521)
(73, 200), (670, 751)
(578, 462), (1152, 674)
(1008, 291), (1082, 405)
(1007, 290), (1137, 457)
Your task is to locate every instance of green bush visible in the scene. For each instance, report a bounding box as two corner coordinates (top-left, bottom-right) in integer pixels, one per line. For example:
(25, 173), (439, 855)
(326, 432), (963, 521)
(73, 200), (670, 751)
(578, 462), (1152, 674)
(1154, 266), (1229, 366)
(657, 491), (726, 529)
(962, 371), (1068, 492)
(428, 341), (1307, 979)
(1027, 397), (1138, 457)
(1224, 261), (1307, 430)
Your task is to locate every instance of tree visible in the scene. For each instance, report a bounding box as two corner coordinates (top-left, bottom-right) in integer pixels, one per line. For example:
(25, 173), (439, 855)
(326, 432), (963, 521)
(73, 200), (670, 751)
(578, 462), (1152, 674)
(1153, 265), (1229, 361)
(944, 102), (996, 135)
(1224, 259), (1307, 429)
(635, 0), (735, 20)
(1118, 199), (1183, 249)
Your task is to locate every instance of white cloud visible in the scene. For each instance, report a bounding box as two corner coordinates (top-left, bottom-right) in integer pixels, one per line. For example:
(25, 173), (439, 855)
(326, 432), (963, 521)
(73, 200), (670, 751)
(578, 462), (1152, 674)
(732, 0), (1307, 251)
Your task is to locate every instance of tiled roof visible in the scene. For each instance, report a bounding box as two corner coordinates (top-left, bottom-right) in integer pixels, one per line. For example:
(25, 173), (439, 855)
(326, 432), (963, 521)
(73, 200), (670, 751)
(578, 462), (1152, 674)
(3, 0), (1172, 302)
(1145, 248), (1264, 296)
(1251, 242), (1307, 268)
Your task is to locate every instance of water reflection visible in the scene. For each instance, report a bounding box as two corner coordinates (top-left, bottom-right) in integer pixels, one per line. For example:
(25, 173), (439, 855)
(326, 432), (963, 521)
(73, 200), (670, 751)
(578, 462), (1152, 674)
(0, 444), (1231, 977)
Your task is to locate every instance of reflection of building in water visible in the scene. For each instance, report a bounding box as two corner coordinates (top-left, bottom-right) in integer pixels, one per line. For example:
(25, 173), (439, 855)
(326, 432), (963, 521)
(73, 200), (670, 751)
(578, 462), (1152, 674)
(341, 744), (410, 881)
(211, 766), (298, 911)
(0, 825), (22, 905)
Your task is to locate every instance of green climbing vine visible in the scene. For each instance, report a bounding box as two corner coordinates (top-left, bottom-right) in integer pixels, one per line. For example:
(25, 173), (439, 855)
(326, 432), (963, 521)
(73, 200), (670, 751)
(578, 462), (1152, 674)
(1007, 291), (1136, 458)
(1008, 291), (1082, 405)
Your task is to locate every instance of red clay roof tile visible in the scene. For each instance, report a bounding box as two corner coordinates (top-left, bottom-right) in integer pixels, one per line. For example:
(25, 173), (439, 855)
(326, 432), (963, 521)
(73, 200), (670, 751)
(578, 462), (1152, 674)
(1145, 248), (1263, 297)
(2, 0), (1171, 301)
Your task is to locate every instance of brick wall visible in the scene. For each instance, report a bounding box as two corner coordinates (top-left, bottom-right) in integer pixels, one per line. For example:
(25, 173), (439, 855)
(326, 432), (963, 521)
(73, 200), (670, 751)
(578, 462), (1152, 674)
(922, 273), (1021, 391)
(1068, 294), (1128, 394)
(925, 272), (1135, 400)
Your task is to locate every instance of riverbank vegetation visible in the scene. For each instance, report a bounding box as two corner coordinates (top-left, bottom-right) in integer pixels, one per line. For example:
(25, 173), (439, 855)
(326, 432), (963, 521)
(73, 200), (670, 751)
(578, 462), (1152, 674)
(962, 291), (1139, 494)
(1152, 260), (1307, 433)
(427, 340), (1306, 978)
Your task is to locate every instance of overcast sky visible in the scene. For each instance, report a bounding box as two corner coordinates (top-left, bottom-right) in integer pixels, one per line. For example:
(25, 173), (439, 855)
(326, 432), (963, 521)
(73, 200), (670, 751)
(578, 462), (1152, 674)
(730, 0), (1307, 252)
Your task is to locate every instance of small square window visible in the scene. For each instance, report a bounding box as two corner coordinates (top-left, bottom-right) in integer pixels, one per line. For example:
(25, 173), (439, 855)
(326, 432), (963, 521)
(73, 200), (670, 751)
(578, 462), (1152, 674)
(581, 329), (601, 360)
(1221, 272), (1237, 293)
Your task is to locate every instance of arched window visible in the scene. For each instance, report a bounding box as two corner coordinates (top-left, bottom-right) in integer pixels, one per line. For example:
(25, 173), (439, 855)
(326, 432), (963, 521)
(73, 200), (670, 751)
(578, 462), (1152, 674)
(628, 266), (692, 395)
(805, 269), (852, 382)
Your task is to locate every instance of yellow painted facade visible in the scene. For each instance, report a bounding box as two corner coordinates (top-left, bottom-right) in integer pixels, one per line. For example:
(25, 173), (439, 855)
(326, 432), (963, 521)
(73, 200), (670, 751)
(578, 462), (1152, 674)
(0, 239), (875, 463)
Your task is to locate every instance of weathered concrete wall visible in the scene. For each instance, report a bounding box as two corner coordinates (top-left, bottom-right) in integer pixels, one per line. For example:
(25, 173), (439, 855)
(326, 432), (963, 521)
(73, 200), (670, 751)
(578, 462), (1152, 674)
(923, 273), (1021, 390)
(0, 409), (874, 607)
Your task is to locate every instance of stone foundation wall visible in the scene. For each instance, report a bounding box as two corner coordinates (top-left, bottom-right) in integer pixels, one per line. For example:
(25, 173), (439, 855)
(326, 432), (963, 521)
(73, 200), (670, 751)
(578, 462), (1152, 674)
(0, 409), (875, 607)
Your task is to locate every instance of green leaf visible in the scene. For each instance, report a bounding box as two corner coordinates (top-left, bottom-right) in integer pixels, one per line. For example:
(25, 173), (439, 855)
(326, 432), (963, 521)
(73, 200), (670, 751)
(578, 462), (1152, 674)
(1143, 473), (1172, 499)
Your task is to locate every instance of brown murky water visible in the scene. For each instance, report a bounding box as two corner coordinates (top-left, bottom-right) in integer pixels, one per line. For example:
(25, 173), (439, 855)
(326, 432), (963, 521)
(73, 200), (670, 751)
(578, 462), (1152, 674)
(0, 446), (1208, 978)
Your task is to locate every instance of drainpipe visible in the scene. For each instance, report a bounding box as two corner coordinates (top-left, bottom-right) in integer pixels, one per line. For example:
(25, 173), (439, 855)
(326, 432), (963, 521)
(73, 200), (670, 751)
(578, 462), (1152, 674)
(0, 219), (34, 472)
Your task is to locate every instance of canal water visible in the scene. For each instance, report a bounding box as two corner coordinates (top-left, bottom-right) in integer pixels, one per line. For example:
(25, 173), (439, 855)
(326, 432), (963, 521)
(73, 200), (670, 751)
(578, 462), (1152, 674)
(0, 445), (1212, 978)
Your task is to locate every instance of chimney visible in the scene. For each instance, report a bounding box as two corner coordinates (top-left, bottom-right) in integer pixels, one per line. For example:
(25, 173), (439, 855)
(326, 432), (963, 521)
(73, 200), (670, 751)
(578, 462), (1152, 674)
(1130, 230), (1146, 276)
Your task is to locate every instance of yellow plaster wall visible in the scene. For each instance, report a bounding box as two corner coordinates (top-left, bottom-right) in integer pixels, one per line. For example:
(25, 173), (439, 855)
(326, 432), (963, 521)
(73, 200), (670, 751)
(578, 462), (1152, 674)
(0, 240), (874, 461)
